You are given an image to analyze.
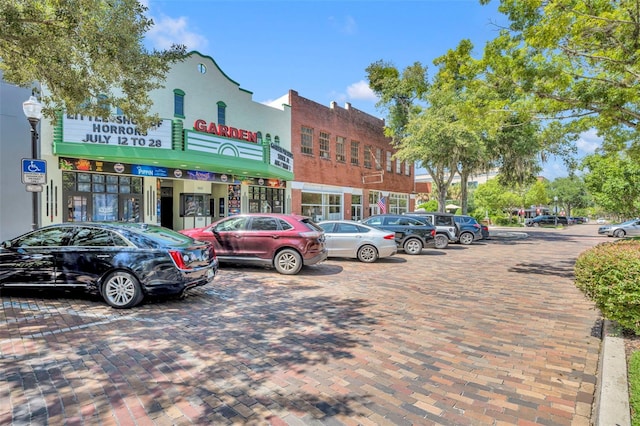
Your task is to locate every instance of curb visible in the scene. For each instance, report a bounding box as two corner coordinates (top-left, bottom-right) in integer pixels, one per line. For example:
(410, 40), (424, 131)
(596, 320), (631, 426)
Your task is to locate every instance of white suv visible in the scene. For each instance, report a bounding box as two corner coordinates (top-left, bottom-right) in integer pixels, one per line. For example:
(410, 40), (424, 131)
(404, 211), (458, 249)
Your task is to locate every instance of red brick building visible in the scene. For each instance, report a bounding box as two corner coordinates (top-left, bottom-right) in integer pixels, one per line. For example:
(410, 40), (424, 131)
(284, 90), (415, 220)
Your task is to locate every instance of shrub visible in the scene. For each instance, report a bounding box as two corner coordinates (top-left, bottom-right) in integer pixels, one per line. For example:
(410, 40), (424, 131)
(630, 351), (640, 425)
(574, 239), (640, 334)
(494, 216), (519, 226)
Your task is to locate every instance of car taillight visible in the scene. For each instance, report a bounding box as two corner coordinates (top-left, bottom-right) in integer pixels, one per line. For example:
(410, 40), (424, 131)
(383, 234), (395, 240)
(431, 229), (436, 237)
(169, 250), (192, 270)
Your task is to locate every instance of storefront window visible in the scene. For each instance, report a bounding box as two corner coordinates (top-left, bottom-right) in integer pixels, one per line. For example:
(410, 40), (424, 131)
(63, 171), (143, 223)
(248, 186), (285, 214)
(389, 193), (409, 214)
(301, 192), (342, 221)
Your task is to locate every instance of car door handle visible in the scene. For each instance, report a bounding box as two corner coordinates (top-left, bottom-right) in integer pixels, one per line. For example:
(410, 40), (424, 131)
(272, 235), (280, 239)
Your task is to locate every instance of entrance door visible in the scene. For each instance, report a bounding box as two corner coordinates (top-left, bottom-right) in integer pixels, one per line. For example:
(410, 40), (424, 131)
(161, 197), (174, 228)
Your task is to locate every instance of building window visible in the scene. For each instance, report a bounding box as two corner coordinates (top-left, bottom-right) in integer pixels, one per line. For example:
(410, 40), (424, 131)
(301, 126), (313, 155)
(350, 141), (360, 166)
(197, 63), (207, 74)
(174, 89), (185, 118)
(389, 193), (409, 214)
(217, 101), (226, 125)
(375, 148), (383, 170)
(405, 161), (411, 176)
(396, 159), (402, 174)
(302, 192), (342, 221)
(386, 151), (392, 172)
(336, 136), (346, 162)
(319, 131), (330, 159)
(364, 145), (372, 169)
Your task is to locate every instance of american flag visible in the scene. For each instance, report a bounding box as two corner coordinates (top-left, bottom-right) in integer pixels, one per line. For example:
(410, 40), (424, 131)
(377, 196), (386, 213)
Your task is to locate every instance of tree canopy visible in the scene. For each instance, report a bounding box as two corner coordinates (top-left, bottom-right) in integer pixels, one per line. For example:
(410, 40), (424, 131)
(0, 0), (185, 130)
(481, 0), (640, 159)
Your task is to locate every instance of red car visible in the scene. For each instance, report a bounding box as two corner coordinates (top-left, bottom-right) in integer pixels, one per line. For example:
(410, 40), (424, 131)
(180, 214), (327, 275)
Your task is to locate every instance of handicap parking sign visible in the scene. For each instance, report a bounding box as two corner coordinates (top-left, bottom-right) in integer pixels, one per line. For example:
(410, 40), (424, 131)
(21, 158), (47, 184)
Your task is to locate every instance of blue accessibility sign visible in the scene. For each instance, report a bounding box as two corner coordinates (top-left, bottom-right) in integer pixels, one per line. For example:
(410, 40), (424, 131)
(21, 158), (47, 184)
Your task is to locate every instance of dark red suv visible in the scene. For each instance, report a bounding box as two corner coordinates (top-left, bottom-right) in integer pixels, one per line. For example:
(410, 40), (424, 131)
(180, 214), (327, 275)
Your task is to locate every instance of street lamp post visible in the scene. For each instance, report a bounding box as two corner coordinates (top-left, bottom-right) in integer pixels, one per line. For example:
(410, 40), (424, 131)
(23, 95), (43, 230)
(554, 196), (559, 226)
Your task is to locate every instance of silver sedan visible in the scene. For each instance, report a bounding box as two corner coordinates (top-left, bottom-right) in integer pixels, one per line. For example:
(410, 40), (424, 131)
(598, 219), (640, 238)
(318, 220), (397, 263)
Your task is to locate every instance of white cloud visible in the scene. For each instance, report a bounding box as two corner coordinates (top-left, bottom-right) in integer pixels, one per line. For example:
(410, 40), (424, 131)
(576, 129), (601, 155)
(146, 15), (208, 51)
(328, 15), (358, 35)
(346, 80), (378, 102)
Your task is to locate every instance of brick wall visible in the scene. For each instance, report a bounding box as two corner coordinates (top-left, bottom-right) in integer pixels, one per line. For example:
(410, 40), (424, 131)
(288, 90), (414, 200)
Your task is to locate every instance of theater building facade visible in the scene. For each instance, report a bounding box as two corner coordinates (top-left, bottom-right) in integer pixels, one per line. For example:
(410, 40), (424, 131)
(272, 90), (415, 221)
(38, 52), (294, 231)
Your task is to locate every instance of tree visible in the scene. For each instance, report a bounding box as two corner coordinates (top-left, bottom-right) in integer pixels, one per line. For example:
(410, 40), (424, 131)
(525, 179), (550, 209)
(548, 176), (592, 218)
(481, 0), (640, 158)
(0, 0), (185, 130)
(582, 152), (640, 218)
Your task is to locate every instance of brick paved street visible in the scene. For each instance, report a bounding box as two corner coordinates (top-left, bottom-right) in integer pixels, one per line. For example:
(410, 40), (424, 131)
(1, 225), (606, 425)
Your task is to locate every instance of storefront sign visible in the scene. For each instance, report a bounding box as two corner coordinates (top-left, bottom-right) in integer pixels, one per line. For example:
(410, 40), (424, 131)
(62, 115), (172, 150)
(132, 165), (168, 177)
(270, 143), (294, 172)
(193, 119), (258, 143)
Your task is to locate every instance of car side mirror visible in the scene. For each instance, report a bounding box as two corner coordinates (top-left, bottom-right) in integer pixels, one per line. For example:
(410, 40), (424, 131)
(1, 240), (12, 249)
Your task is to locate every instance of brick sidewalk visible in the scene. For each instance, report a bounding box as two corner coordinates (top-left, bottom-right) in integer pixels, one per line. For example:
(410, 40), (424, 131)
(1, 225), (605, 425)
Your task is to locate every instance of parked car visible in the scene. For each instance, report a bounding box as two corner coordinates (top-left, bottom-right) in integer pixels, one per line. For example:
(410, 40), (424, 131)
(597, 218), (607, 224)
(0, 223), (218, 308)
(180, 214), (327, 275)
(317, 220), (397, 263)
(481, 224), (490, 240)
(453, 215), (484, 245)
(598, 219), (640, 238)
(570, 217), (587, 224)
(404, 211), (458, 248)
(361, 214), (436, 254)
(524, 215), (569, 227)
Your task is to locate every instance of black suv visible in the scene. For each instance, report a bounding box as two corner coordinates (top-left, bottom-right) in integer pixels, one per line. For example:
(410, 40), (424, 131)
(361, 214), (436, 255)
(525, 215), (569, 227)
(404, 211), (458, 249)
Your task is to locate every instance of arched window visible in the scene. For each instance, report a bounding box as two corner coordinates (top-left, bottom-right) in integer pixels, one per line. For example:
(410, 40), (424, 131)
(174, 89), (185, 118)
(217, 101), (226, 125)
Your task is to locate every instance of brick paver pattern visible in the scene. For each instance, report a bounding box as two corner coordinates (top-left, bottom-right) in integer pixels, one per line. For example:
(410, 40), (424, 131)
(0, 225), (604, 425)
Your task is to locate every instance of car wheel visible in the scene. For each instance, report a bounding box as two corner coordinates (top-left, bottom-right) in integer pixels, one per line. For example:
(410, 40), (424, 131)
(403, 238), (423, 255)
(613, 229), (626, 238)
(357, 244), (378, 263)
(274, 249), (303, 275)
(101, 271), (144, 309)
(459, 232), (474, 245)
(434, 234), (449, 249)
(532, 222), (540, 227)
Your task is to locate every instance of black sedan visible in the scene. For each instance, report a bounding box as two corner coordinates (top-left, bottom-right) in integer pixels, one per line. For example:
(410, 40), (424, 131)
(0, 223), (218, 308)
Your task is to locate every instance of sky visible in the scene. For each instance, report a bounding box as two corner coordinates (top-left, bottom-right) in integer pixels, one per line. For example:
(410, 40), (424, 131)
(140, 0), (600, 180)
